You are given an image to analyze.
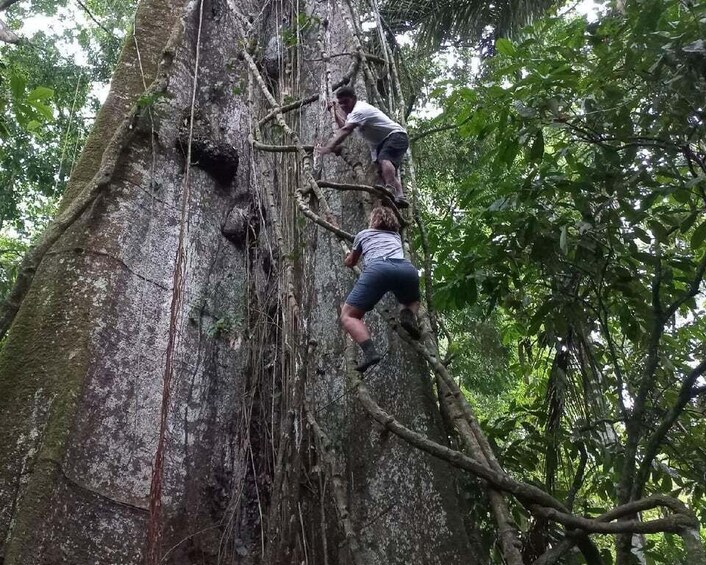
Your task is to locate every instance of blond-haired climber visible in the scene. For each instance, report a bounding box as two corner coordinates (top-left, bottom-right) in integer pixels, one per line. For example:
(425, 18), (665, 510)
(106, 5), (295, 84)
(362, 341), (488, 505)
(340, 207), (421, 371)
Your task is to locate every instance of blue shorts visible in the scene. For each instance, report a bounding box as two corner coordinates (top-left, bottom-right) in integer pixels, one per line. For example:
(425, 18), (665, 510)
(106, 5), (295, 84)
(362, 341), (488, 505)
(376, 132), (409, 169)
(345, 258), (420, 312)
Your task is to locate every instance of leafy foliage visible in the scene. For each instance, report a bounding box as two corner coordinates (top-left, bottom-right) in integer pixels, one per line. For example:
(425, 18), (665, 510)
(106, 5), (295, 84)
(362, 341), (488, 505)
(381, 0), (558, 49)
(0, 0), (135, 298)
(1, 39), (83, 235)
(414, 0), (706, 559)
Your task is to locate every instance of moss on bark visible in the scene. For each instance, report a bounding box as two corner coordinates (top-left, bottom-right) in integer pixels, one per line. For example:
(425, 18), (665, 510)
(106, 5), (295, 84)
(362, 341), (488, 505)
(0, 252), (96, 562)
(58, 0), (181, 212)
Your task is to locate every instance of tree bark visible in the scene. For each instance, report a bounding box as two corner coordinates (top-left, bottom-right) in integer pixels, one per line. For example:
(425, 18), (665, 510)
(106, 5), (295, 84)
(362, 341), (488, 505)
(0, 0), (481, 563)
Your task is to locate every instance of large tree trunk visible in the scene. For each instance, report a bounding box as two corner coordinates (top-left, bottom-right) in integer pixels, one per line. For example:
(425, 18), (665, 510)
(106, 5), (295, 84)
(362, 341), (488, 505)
(0, 0), (481, 563)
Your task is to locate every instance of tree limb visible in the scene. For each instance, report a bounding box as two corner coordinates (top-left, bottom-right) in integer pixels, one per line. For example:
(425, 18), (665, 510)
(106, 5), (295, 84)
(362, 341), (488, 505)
(618, 249), (665, 506)
(566, 442), (587, 512)
(664, 252), (706, 320)
(0, 16), (20, 43)
(294, 190), (354, 243)
(0, 0), (21, 12)
(351, 372), (701, 538)
(534, 497), (702, 565)
(633, 358), (706, 499)
(304, 51), (386, 64)
(413, 204), (440, 337)
(530, 501), (694, 534)
(252, 139), (314, 153)
(532, 537), (577, 565)
(352, 372), (567, 510)
(257, 60), (358, 129)
(315, 180), (407, 226)
(409, 116), (472, 143)
(316, 179), (386, 196)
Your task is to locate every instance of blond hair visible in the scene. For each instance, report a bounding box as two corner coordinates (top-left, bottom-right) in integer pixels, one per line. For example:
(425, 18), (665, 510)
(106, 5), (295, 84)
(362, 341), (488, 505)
(369, 206), (400, 232)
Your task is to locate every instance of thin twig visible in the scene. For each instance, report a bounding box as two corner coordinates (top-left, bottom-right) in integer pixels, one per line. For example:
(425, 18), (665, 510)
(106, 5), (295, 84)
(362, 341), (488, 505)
(76, 0), (114, 36)
(409, 116), (472, 143)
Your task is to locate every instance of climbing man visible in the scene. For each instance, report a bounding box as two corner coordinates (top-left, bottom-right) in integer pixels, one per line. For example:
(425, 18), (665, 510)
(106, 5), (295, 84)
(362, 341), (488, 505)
(317, 86), (410, 209)
(340, 206), (421, 372)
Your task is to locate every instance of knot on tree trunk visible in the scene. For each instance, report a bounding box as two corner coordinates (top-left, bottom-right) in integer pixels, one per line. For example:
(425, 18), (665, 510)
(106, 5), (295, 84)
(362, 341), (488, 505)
(222, 204), (259, 247)
(177, 109), (239, 186)
(262, 35), (283, 80)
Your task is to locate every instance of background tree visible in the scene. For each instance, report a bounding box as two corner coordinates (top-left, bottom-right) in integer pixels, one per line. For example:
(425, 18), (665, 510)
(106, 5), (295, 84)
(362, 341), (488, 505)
(0, 0), (136, 300)
(414, 0), (706, 561)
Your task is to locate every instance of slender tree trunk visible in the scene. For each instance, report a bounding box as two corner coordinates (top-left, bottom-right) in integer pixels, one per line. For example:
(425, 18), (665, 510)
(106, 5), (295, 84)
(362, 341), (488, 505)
(0, 0), (481, 563)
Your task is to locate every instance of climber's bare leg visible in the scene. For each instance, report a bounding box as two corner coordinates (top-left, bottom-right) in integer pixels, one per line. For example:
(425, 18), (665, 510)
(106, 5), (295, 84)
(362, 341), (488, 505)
(376, 160), (403, 198)
(340, 304), (370, 343)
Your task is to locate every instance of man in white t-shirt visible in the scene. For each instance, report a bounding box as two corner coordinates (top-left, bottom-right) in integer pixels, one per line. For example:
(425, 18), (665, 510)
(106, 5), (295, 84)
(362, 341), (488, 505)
(317, 87), (410, 208)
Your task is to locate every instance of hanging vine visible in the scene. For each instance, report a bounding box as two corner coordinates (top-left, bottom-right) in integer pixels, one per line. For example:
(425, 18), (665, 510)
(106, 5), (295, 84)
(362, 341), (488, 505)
(225, 1), (706, 564)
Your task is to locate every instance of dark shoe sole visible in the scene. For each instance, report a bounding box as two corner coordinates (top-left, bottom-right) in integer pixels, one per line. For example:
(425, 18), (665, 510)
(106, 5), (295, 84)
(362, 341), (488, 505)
(399, 309), (420, 339)
(356, 354), (382, 372)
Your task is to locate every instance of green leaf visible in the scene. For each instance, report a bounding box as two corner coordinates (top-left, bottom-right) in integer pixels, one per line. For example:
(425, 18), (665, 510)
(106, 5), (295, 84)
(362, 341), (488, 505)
(498, 138), (519, 167)
(641, 190), (660, 211)
(462, 277), (478, 306)
(648, 220), (668, 242)
(529, 130), (544, 162)
(528, 300), (554, 334)
(10, 73), (26, 99)
(600, 548), (614, 565)
(26, 87), (54, 102)
(672, 188), (691, 204)
(661, 474), (672, 491)
(495, 38), (516, 57)
(28, 100), (54, 121)
(633, 227), (652, 243)
(680, 211), (699, 233)
(690, 220), (706, 249)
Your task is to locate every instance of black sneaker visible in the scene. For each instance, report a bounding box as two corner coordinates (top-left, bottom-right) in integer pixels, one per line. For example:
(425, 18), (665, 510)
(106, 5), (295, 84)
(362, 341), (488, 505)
(399, 308), (420, 339)
(394, 196), (410, 209)
(356, 352), (382, 372)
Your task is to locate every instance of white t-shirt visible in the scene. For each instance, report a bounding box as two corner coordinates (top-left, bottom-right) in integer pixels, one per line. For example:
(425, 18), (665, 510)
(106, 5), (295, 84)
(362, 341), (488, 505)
(353, 229), (404, 262)
(345, 101), (406, 159)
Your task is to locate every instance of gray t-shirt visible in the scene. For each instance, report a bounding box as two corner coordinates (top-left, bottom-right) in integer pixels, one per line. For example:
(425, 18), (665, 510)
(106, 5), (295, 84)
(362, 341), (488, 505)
(346, 101), (406, 159)
(353, 229), (404, 262)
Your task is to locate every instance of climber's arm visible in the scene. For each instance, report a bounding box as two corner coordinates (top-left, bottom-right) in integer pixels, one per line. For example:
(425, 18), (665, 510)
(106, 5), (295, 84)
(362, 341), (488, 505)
(317, 122), (357, 155)
(333, 107), (346, 128)
(344, 248), (362, 268)
(326, 100), (347, 128)
(326, 100), (346, 128)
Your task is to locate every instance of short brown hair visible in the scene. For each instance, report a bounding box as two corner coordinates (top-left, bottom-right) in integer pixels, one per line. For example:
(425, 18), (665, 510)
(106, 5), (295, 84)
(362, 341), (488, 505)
(336, 86), (357, 100)
(369, 206), (400, 232)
